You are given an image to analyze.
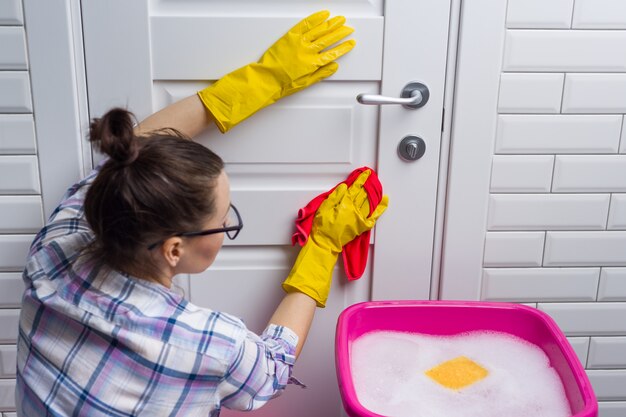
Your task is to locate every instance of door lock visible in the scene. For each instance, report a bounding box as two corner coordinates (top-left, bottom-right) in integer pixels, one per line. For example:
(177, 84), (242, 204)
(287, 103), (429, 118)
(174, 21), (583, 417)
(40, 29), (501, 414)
(398, 136), (426, 162)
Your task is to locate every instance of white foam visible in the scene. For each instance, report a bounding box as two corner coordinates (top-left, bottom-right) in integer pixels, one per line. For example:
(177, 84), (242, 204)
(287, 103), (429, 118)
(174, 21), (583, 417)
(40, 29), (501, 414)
(350, 331), (571, 417)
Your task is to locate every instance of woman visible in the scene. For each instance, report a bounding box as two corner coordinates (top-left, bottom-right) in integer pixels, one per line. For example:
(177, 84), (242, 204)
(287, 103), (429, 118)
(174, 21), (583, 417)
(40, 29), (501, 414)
(16, 10), (387, 417)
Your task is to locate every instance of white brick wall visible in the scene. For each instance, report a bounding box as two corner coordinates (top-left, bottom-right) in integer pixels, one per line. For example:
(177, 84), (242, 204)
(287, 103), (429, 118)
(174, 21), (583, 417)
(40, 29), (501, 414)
(487, 194), (610, 230)
(544, 232), (626, 266)
(563, 74), (626, 113)
(483, 268), (599, 302)
(572, 0), (626, 29)
(553, 156), (626, 192)
(506, 0), (573, 29)
(498, 73), (564, 113)
(503, 31), (626, 72)
(0, 0), (32, 412)
(588, 337), (626, 369)
(483, 231), (545, 266)
(567, 337), (590, 365)
(486, 1), (626, 411)
(496, 115), (622, 154)
(0, 115), (36, 154)
(598, 268), (626, 301)
(608, 195), (626, 230)
(490, 155), (554, 192)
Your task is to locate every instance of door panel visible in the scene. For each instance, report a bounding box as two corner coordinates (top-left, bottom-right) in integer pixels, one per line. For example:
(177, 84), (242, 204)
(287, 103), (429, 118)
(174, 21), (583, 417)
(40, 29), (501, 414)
(154, 82), (379, 165)
(82, 1), (451, 415)
(150, 17), (383, 80)
(149, 0), (384, 17)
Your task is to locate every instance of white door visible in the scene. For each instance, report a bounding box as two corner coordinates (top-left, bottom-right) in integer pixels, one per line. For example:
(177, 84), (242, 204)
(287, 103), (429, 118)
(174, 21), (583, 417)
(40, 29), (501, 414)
(81, 1), (451, 415)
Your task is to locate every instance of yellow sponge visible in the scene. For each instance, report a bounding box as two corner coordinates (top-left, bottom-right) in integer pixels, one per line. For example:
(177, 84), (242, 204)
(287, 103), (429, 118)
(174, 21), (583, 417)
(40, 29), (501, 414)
(425, 356), (488, 390)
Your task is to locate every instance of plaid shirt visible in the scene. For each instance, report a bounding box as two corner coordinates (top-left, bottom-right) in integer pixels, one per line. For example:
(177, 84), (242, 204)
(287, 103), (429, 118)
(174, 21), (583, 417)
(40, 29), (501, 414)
(16, 163), (299, 416)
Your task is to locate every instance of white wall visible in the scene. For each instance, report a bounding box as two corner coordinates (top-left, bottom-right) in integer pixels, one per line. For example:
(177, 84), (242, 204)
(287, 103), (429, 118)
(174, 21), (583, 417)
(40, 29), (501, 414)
(0, 0), (36, 414)
(483, 0), (626, 415)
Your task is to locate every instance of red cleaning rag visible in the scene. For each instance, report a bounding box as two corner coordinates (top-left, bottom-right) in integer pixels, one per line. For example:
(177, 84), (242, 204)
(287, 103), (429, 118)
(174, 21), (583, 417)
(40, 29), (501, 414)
(291, 167), (383, 281)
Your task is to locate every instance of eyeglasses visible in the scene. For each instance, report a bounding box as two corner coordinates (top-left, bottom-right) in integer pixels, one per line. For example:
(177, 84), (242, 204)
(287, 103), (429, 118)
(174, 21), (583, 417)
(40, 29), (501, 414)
(147, 204), (243, 250)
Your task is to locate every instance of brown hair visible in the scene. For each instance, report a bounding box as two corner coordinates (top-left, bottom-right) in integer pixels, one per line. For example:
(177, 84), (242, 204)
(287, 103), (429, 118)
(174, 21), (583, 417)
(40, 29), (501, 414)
(84, 108), (224, 279)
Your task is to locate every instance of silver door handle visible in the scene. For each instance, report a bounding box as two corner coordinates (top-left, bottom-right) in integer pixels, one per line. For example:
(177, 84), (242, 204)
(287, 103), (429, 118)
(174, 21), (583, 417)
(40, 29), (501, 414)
(356, 82), (429, 110)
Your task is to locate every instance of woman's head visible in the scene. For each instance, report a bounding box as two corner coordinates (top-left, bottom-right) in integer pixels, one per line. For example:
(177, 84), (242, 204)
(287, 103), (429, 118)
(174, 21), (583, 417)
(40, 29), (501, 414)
(85, 108), (231, 284)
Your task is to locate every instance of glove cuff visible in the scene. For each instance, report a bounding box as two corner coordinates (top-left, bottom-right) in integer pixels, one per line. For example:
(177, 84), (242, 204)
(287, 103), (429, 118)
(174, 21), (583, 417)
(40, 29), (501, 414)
(282, 240), (339, 308)
(197, 63), (288, 133)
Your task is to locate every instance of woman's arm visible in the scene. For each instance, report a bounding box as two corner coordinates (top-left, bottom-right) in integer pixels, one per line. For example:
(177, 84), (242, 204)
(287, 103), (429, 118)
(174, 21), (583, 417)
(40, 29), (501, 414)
(267, 292), (316, 358)
(134, 95), (216, 139)
(135, 11), (353, 139)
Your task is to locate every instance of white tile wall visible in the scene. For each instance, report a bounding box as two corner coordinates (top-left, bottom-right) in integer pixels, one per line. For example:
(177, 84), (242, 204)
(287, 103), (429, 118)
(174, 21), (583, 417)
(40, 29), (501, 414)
(0, 346), (16, 378)
(563, 74), (626, 113)
(0, 72), (31, 113)
(506, 0), (573, 29)
(483, 232), (545, 266)
(0, 236), (32, 271)
(0, 274), (24, 308)
(490, 155), (553, 192)
(572, 0), (626, 29)
(0, 310), (19, 344)
(487, 194), (609, 231)
(0, 380), (15, 412)
(0, 0), (22, 25)
(567, 337), (590, 366)
(0, 27), (27, 70)
(0, 114), (36, 154)
(0, 156), (40, 194)
(598, 268), (626, 301)
(586, 370), (626, 400)
(0, 196), (42, 233)
(498, 73), (563, 113)
(496, 115), (622, 154)
(1, 1), (34, 413)
(553, 156), (626, 192)
(504, 31), (626, 72)
(608, 194), (626, 230)
(538, 302), (626, 336)
(598, 401), (626, 417)
(588, 337), (626, 369)
(619, 117), (626, 153)
(544, 232), (626, 267)
(482, 268), (599, 302)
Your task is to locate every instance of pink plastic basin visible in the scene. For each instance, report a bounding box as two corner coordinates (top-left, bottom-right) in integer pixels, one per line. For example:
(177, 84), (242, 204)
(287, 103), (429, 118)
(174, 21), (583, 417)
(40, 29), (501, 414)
(335, 300), (597, 417)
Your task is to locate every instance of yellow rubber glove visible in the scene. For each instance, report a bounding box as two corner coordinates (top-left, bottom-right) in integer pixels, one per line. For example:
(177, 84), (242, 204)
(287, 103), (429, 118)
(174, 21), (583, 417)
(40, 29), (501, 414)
(282, 170), (389, 307)
(197, 10), (355, 133)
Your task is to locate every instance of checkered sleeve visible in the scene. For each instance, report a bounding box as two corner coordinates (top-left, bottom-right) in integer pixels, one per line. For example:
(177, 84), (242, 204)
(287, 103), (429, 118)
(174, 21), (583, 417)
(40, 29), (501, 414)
(29, 160), (107, 254)
(218, 324), (299, 411)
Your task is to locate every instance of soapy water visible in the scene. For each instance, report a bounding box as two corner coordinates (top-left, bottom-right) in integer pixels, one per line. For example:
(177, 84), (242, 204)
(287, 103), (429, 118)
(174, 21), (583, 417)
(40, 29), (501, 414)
(350, 331), (571, 417)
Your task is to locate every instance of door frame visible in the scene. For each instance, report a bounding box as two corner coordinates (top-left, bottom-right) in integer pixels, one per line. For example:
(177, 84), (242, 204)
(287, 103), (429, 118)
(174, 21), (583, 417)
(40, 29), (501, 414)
(23, 0), (91, 218)
(430, 0), (462, 300)
(439, 0), (509, 300)
(371, 0), (461, 301)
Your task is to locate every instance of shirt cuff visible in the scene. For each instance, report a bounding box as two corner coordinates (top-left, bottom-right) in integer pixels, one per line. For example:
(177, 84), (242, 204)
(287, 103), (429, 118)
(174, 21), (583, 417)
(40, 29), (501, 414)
(262, 324), (307, 388)
(262, 324), (298, 363)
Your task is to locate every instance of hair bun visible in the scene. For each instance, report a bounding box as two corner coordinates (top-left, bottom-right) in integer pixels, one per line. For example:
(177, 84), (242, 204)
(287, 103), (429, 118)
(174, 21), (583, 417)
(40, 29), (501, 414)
(89, 108), (139, 165)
